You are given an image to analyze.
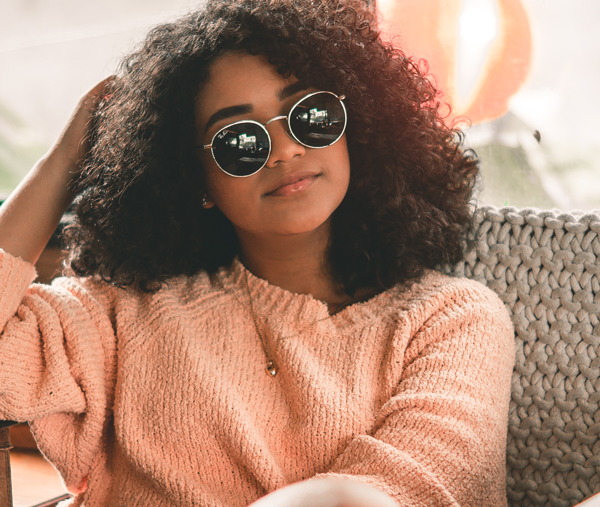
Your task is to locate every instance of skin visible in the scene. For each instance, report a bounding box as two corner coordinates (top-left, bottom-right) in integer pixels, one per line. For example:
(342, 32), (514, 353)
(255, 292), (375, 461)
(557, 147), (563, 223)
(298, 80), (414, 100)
(198, 53), (351, 237)
(196, 51), (354, 313)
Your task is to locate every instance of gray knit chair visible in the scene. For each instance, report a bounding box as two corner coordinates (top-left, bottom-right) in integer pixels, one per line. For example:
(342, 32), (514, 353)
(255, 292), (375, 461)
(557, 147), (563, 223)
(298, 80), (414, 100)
(443, 206), (600, 507)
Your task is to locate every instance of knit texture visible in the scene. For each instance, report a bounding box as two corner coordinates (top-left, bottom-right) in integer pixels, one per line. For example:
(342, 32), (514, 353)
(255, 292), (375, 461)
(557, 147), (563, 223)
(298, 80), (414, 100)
(0, 249), (515, 507)
(444, 206), (600, 507)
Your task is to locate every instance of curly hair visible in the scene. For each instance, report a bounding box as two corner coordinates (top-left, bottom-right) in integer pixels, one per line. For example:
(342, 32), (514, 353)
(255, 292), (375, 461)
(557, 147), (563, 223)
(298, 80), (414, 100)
(64, 0), (479, 293)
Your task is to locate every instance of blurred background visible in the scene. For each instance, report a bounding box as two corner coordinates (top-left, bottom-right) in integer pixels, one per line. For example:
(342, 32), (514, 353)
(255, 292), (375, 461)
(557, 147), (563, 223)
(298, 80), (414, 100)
(0, 0), (599, 211)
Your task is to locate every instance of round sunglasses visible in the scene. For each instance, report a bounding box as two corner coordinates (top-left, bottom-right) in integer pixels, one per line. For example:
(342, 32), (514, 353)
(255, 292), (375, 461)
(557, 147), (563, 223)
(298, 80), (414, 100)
(202, 91), (347, 177)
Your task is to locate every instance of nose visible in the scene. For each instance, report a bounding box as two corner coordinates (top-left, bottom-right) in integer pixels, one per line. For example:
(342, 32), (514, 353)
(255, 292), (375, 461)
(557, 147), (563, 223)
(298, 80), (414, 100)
(264, 117), (305, 168)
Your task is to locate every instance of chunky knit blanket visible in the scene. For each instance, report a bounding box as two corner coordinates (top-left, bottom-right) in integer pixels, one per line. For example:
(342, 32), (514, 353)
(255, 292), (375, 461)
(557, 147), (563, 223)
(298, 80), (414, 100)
(445, 206), (600, 507)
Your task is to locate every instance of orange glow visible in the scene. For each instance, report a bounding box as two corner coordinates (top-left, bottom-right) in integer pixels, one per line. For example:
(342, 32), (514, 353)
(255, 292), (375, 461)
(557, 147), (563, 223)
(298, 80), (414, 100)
(378, 0), (532, 125)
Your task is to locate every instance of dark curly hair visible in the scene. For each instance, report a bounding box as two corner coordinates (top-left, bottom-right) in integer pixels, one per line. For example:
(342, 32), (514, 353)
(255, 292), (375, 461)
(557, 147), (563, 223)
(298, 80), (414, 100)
(64, 0), (479, 293)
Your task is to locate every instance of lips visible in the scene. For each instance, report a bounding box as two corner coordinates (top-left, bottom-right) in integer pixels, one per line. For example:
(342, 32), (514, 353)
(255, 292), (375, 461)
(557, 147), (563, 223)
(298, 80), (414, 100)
(264, 171), (321, 197)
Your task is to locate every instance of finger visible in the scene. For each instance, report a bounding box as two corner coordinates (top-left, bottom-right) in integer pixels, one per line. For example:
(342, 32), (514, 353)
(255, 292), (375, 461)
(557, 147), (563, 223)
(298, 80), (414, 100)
(89, 75), (116, 96)
(81, 75), (117, 111)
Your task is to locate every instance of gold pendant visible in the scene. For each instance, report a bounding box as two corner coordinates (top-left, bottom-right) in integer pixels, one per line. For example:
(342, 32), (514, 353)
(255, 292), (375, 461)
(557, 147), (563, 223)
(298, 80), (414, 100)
(266, 361), (277, 377)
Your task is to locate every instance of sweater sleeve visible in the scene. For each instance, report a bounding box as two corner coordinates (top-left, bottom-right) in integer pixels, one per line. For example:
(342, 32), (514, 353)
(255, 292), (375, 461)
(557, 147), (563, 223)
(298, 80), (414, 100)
(0, 249), (118, 494)
(314, 278), (516, 507)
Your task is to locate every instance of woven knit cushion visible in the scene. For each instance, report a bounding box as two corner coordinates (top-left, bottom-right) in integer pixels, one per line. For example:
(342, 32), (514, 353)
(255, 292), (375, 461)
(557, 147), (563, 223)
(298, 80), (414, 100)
(444, 206), (600, 507)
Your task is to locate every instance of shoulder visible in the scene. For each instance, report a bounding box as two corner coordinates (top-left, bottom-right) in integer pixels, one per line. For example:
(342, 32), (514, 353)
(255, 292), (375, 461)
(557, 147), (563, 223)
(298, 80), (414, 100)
(36, 266), (238, 342)
(53, 262), (242, 317)
(389, 269), (510, 318)
(382, 270), (515, 348)
(380, 271), (516, 379)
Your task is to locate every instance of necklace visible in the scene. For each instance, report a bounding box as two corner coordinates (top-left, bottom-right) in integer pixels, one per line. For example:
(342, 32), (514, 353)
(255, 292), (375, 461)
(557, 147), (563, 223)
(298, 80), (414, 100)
(244, 272), (352, 377)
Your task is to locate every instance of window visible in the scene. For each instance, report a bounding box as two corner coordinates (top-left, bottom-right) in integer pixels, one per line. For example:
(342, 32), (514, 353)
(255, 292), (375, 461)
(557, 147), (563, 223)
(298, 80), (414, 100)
(377, 0), (600, 210)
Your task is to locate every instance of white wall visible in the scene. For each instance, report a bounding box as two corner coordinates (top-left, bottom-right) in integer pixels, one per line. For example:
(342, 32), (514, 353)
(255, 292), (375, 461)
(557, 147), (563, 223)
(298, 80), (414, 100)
(0, 0), (205, 149)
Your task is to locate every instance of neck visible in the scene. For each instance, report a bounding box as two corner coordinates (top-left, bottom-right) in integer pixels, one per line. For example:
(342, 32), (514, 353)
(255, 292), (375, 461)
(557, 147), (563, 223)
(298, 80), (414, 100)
(236, 221), (348, 308)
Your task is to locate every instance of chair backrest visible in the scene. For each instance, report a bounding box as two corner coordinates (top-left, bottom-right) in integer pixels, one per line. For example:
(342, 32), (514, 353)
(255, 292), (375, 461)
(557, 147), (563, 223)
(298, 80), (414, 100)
(444, 206), (600, 507)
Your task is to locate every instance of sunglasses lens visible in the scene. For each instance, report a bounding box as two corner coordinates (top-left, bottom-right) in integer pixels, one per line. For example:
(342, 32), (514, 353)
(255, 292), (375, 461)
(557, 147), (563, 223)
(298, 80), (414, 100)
(211, 122), (270, 176)
(289, 92), (346, 148)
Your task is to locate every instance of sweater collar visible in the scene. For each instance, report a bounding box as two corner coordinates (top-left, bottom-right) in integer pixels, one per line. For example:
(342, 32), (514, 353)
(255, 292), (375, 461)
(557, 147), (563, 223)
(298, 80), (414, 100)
(216, 258), (398, 326)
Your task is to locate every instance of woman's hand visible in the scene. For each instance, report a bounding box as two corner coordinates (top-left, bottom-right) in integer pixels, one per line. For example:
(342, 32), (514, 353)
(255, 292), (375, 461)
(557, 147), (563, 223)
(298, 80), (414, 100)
(49, 75), (114, 178)
(0, 76), (114, 264)
(248, 478), (398, 507)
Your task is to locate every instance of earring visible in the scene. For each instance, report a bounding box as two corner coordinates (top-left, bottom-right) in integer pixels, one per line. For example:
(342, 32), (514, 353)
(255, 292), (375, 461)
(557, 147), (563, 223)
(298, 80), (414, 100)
(201, 194), (213, 208)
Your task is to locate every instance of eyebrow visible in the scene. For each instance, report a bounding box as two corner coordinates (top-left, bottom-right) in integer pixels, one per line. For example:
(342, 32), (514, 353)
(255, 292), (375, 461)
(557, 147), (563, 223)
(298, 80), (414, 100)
(277, 80), (310, 101)
(204, 105), (253, 133)
(203, 81), (310, 133)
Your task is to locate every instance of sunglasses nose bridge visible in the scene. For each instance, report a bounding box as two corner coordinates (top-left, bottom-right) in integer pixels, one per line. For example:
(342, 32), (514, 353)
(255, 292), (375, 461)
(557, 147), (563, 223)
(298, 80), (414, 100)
(265, 115), (287, 126)
(264, 115), (299, 145)
(262, 116), (306, 168)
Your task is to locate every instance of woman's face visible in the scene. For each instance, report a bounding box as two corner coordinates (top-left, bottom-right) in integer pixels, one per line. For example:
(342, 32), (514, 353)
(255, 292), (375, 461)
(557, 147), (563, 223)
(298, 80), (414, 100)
(195, 51), (350, 239)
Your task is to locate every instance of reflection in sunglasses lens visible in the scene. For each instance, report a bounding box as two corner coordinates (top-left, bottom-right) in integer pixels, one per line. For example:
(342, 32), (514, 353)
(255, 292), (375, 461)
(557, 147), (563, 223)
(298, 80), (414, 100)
(290, 93), (345, 147)
(212, 123), (270, 176)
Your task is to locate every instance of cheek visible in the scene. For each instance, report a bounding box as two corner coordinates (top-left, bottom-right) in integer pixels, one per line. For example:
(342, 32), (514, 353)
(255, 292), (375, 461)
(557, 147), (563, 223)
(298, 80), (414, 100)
(205, 167), (245, 208)
(202, 152), (231, 200)
(203, 160), (258, 223)
(328, 138), (351, 191)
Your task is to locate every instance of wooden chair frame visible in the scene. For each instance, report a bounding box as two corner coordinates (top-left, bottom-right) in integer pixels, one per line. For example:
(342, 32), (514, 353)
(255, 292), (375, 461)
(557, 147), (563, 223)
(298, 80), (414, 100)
(0, 421), (71, 507)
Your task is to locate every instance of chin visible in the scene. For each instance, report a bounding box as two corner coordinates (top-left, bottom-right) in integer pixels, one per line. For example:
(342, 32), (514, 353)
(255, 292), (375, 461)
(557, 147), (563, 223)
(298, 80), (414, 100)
(232, 190), (345, 238)
(264, 210), (333, 237)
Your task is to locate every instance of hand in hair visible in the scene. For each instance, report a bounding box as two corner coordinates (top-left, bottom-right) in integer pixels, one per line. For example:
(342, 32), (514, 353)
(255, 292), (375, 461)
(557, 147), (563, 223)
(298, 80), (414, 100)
(0, 76), (113, 264)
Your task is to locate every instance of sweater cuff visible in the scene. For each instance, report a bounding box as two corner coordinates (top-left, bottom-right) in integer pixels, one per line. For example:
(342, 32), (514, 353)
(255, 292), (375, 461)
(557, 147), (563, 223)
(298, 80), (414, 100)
(0, 249), (38, 330)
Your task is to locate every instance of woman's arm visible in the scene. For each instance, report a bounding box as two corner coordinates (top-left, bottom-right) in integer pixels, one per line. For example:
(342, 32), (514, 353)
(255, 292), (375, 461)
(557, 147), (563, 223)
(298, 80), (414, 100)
(0, 78), (118, 495)
(0, 77), (112, 264)
(309, 280), (516, 506)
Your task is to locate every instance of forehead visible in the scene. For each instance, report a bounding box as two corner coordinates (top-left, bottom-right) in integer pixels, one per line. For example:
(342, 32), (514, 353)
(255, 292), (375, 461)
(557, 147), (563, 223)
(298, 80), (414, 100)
(195, 51), (298, 125)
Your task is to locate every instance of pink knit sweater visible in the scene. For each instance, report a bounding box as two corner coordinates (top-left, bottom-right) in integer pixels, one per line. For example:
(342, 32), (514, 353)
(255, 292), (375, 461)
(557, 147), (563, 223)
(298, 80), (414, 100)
(0, 249), (515, 507)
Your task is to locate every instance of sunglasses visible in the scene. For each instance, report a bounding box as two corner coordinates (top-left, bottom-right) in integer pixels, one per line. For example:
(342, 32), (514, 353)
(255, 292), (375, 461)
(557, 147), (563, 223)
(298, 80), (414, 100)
(202, 91), (347, 177)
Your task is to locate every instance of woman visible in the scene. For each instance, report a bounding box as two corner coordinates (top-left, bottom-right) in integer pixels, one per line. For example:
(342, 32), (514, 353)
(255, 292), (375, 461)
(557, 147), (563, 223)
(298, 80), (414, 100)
(0, 0), (515, 506)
